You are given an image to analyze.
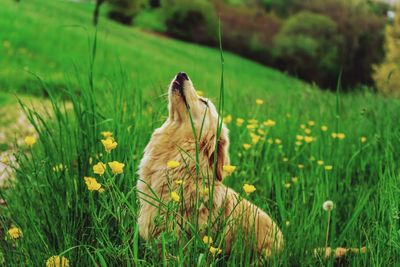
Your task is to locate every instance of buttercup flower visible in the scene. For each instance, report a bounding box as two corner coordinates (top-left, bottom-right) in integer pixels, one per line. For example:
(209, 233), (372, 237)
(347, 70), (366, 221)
(263, 119), (276, 127)
(323, 200), (334, 211)
(337, 133), (346, 140)
(84, 177), (102, 191)
(223, 165), (236, 174)
(295, 141), (302, 146)
(331, 132), (338, 138)
(93, 162), (106, 176)
(361, 136), (367, 143)
(300, 124), (306, 129)
(175, 179), (183, 185)
(282, 157), (288, 162)
(304, 128), (312, 134)
(257, 129), (265, 135)
(317, 160), (324, 166)
(321, 125), (328, 132)
(255, 99), (264, 105)
(101, 138), (118, 153)
(8, 226), (22, 239)
(167, 160), (180, 169)
(46, 256), (70, 267)
(223, 115), (232, 124)
(236, 118), (244, 126)
(292, 177), (298, 183)
(298, 164), (304, 169)
(308, 121), (315, 126)
(24, 136), (37, 147)
(296, 135), (304, 141)
(203, 235), (213, 245)
(209, 246), (222, 256)
(304, 136), (313, 143)
(243, 183), (256, 195)
(101, 131), (113, 138)
(202, 187), (210, 197)
(108, 161), (125, 174)
(170, 191), (180, 202)
(251, 134), (260, 144)
(248, 119), (258, 124)
(246, 124), (257, 130)
(324, 165), (333, 171)
(275, 138), (282, 145)
(243, 143), (251, 150)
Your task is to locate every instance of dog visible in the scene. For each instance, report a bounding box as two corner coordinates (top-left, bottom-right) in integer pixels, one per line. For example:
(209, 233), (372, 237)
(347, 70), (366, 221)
(137, 72), (283, 256)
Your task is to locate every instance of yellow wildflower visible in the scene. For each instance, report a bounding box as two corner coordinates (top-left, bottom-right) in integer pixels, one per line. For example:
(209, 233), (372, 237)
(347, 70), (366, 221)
(282, 157), (288, 162)
(337, 133), (346, 140)
(98, 188), (105, 193)
(295, 141), (302, 146)
(175, 179), (183, 185)
(308, 121), (315, 126)
(304, 128), (311, 134)
(248, 119), (258, 124)
(317, 160), (324, 166)
(84, 177), (102, 191)
(274, 138), (282, 145)
(236, 118), (244, 126)
(93, 162), (106, 176)
(197, 90), (204, 96)
(24, 136), (37, 147)
(296, 135), (304, 141)
(243, 143), (251, 150)
(325, 165), (333, 171)
(267, 138), (273, 144)
(8, 226), (22, 239)
(209, 246), (222, 256)
(298, 164), (304, 169)
(101, 138), (117, 153)
(255, 99), (264, 105)
(321, 125), (328, 132)
(167, 160), (180, 169)
(46, 256), (70, 267)
(1, 156), (9, 164)
(170, 191), (180, 202)
(246, 124), (257, 130)
(284, 183), (291, 189)
(203, 235), (213, 245)
(243, 183), (256, 195)
(300, 124), (306, 129)
(108, 161), (125, 174)
(223, 165), (236, 174)
(257, 129), (265, 135)
(101, 131), (113, 138)
(223, 115), (232, 124)
(304, 136), (313, 143)
(251, 134), (261, 144)
(285, 221), (290, 227)
(331, 132), (338, 138)
(202, 187), (209, 197)
(361, 136), (367, 143)
(263, 119), (276, 127)
(291, 177), (298, 183)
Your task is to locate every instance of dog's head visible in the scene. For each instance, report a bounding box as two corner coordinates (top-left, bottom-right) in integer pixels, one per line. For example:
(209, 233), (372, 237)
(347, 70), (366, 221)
(165, 72), (230, 181)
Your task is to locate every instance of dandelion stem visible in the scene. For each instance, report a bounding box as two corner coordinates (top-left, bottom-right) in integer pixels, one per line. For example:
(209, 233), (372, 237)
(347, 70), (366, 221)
(325, 210), (331, 249)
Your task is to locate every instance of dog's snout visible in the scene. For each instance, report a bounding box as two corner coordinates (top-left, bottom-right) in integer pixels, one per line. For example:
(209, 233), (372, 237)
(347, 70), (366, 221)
(176, 72), (189, 81)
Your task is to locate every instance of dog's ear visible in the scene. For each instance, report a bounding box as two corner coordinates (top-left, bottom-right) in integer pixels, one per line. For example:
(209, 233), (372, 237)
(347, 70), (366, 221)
(215, 124), (230, 181)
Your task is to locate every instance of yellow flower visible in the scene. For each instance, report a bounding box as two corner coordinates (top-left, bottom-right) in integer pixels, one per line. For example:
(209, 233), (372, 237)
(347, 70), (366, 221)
(223, 165), (236, 174)
(263, 119), (276, 127)
(257, 129), (265, 135)
(284, 183), (291, 189)
(236, 118), (244, 126)
(317, 160), (324, 166)
(300, 124), (306, 129)
(98, 188), (105, 193)
(202, 187), (209, 197)
(101, 138), (118, 153)
(170, 191), (180, 202)
(175, 179), (183, 185)
(84, 176), (102, 191)
(285, 221), (290, 227)
(243, 143), (251, 150)
(298, 164), (304, 169)
(304, 128), (311, 134)
(321, 125), (328, 132)
(291, 177), (298, 183)
(101, 131), (113, 138)
(8, 226), (22, 239)
(248, 119), (258, 124)
(274, 138), (282, 145)
(337, 133), (346, 140)
(361, 136), (367, 143)
(282, 157), (288, 162)
(108, 161), (125, 174)
(223, 114), (232, 124)
(325, 165), (333, 171)
(308, 120), (315, 126)
(52, 164), (65, 172)
(331, 132), (338, 138)
(255, 99), (264, 105)
(243, 183), (256, 194)
(203, 235), (213, 245)
(93, 162), (106, 175)
(1, 156), (9, 164)
(296, 135), (304, 141)
(251, 134), (260, 144)
(246, 124), (257, 130)
(24, 136), (37, 147)
(209, 246), (222, 256)
(295, 141), (302, 146)
(267, 138), (273, 144)
(46, 256), (70, 267)
(167, 160), (180, 169)
(197, 90), (204, 96)
(304, 136), (313, 143)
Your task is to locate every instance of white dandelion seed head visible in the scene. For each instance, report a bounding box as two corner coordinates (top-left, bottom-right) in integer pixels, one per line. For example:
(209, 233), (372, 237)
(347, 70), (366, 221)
(323, 200), (334, 211)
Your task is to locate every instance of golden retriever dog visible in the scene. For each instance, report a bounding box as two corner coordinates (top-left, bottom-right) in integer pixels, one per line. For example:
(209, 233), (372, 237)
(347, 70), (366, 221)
(137, 72), (283, 256)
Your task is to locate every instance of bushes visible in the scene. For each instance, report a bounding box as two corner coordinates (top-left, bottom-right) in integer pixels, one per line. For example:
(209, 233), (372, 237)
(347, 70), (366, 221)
(108, 0), (146, 25)
(162, 0), (218, 46)
(273, 11), (342, 88)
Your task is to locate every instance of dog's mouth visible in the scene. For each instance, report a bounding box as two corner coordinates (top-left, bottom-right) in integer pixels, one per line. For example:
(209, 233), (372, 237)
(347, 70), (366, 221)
(172, 71), (190, 108)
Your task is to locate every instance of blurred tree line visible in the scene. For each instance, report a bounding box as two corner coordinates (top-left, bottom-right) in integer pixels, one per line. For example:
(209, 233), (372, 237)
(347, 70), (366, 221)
(95, 0), (393, 91)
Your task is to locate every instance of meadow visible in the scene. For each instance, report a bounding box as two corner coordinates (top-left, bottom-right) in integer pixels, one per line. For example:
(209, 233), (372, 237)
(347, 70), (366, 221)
(0, 0), (399, 266)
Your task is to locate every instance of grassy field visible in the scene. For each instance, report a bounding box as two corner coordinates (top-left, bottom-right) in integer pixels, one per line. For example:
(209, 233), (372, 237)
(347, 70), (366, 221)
(1, 0), (399, 266)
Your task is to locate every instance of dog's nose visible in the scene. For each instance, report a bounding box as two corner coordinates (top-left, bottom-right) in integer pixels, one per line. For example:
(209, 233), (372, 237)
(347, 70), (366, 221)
(176, 72), (189, 81)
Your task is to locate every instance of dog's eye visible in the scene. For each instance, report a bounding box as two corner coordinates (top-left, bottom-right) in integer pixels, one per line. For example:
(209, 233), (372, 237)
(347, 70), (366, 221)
(200, 99), (209, 107)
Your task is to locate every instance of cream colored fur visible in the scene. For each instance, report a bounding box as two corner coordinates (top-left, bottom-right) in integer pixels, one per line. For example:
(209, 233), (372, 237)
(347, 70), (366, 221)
(137, 74), (283, 256)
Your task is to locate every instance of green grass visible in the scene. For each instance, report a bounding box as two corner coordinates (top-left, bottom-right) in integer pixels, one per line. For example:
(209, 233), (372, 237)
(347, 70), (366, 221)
(0, 0), (399, 266)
